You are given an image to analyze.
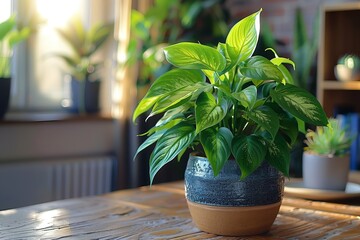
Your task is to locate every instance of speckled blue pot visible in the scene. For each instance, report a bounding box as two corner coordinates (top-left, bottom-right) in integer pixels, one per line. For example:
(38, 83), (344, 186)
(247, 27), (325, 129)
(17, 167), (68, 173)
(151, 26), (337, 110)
(185, 155), (284, 207)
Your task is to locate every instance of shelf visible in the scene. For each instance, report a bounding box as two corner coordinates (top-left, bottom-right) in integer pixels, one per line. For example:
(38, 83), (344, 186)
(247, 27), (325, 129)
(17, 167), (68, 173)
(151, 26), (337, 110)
(323, 80), (360, 90)
(317, 3), (360, 116)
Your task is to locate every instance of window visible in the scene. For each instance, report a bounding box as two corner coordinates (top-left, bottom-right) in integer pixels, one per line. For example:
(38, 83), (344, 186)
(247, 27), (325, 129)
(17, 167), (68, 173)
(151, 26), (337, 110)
(7, 0), (115, 114)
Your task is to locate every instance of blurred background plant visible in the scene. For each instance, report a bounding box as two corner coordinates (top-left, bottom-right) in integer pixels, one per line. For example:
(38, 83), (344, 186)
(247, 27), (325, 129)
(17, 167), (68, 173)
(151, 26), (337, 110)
(125, 0), (229, 99)
(54, 17), (113, 81)
(0, 15), (32, 77)
(292, 7), (320, 94)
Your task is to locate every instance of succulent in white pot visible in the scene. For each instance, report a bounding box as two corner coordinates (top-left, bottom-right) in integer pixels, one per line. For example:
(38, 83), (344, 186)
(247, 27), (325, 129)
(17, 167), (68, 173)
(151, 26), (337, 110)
(303, 118), (353, 191)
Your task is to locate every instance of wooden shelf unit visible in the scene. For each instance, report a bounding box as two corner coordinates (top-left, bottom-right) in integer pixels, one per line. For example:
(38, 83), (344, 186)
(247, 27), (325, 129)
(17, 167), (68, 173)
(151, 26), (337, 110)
(317, 2), (360, 116)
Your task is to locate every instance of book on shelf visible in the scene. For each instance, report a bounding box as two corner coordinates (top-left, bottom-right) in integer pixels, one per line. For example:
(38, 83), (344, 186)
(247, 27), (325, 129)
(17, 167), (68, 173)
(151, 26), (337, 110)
(336, 112), (360, 170)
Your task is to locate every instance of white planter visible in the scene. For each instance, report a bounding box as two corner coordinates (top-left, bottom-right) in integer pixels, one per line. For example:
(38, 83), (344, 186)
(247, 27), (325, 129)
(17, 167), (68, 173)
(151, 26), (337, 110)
(302, 152), (349, 191)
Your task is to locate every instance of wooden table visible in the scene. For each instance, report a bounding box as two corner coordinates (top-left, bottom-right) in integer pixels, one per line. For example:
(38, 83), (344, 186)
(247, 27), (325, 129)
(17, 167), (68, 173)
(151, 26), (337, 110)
(1, 177), (360, 239)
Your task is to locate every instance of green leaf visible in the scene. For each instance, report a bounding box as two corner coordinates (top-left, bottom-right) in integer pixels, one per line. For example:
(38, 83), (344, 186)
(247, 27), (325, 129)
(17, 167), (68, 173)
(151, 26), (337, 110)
(133, 69), (204, 121)
(217, 43), (239, 73)
(202, 69), (215, 84)
(200, 127), (233, 176)
(151, 82), (211, 115)
(277, 64), (294, 84)
(279, 114), (298, 146)
(164, 42), (226, 71)
(8, 28), (31, 47)
(271, 57), (295, 69)
(149, 123), (196, 184)
(195, 92), (227, 133)
(266, 134), (291, 176)
(270, 84), (328, 126)
(231, 134), (266, 179)
(247, 106), (279, 139)
(144, 118), (182, 136)
(266, 47), (295, 69)
(232, 85), (257, 109)
(226, 9), (261, 62)
(133, 129), (166, 160)
(240, 56), (284, 82)
(0, 16), (15, 41)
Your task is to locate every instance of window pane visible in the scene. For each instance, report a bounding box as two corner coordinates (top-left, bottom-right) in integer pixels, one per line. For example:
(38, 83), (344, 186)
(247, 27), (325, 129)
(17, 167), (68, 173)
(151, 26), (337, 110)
(27, 0), (88, 110)
(10, 0), (115, 113)
(0, 0), (12, 23)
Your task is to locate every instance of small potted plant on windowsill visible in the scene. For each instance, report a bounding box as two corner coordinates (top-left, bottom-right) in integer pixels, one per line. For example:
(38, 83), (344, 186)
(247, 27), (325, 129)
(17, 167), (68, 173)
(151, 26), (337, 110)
(0, 15), (31, 119)
(303, 118), (353, 191)
(54, 17), (113, 114)
(133, 9), (328, 236)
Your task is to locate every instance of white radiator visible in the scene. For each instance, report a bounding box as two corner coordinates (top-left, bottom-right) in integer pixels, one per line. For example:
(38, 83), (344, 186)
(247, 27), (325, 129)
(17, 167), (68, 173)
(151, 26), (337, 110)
(52, 157), (114, 200)
(0, 156), (116, 210)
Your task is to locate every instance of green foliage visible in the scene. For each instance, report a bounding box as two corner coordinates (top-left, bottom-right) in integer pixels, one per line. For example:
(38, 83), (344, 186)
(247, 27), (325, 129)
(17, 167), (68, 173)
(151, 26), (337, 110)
(304, 118), (353, 157)
(0, 15), (31, 77)
(126, 0), (229, 89)
(133, 9), (328, 184)
(292, 8), (319, 90)
(55, 17), (113, 81)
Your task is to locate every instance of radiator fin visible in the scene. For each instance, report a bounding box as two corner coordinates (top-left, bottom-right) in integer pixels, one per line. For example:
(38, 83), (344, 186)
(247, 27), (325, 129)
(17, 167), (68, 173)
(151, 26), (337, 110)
(53, 157), (113, 200)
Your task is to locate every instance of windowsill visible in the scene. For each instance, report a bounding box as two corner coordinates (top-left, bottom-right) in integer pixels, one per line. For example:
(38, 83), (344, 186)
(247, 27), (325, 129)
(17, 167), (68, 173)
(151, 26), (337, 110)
(1, 112), (114, 124)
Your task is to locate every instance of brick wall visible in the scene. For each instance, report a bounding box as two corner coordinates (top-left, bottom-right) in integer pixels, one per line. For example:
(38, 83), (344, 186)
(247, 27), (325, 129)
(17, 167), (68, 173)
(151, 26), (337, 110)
(225, 0), (356, 56)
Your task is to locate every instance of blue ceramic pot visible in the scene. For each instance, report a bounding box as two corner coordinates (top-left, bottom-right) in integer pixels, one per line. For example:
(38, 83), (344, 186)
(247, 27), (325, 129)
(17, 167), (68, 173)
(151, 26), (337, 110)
(185, 155), (284, 207)
(70, 77), (100, 114)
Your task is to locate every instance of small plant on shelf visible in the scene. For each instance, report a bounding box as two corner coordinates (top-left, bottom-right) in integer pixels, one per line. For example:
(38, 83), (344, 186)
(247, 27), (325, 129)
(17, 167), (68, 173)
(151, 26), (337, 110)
(304, 118), (352, 157)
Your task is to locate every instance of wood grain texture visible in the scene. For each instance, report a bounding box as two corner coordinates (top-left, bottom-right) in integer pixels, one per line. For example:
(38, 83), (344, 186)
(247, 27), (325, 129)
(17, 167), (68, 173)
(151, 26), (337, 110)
(1, 181), (360, 239)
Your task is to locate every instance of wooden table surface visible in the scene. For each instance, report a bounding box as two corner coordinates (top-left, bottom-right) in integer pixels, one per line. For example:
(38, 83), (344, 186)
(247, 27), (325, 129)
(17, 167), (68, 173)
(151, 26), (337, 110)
(2, 174), (360, 239)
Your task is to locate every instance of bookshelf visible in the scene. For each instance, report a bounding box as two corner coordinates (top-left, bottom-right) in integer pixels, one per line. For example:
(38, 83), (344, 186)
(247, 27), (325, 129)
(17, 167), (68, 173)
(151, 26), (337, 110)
(317, 2), (360, 116)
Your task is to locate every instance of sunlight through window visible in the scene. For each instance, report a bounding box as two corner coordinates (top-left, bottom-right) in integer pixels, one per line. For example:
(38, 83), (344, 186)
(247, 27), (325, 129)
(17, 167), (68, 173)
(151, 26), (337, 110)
(36, 0), (81, 27)
(0, 0), (12, 23)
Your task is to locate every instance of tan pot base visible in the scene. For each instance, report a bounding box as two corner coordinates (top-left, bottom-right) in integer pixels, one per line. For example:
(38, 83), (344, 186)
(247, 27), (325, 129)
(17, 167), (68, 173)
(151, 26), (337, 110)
(187, 200), (281, 236)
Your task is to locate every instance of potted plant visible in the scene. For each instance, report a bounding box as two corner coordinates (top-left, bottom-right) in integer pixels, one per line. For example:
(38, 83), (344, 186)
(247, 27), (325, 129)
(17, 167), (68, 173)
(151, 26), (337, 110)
(55, 17), (112, 114)
(133, 9), (328, 236)
(303, 118), (353, 191)
(0, 15), (31, 119)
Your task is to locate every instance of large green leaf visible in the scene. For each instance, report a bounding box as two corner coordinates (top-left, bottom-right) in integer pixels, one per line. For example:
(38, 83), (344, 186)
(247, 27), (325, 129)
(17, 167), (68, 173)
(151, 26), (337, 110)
(164, 42), (226, 71)
(133, 129), (166, 160)
(133, 69), (204, 121)
(239, 56), (284, 82)
(266, 134), (291, 176)
(149, 123), (196, 184)
(270, 84), (328, 126)
(226, 9), (261, 62)
(247, 106), (279, 139)
(195, 92), (227, 133)
(151, 82), (211, 115)
(232, 85), (257, 109)
(200, 127), (233, 176)
(231, 134), (266, 179)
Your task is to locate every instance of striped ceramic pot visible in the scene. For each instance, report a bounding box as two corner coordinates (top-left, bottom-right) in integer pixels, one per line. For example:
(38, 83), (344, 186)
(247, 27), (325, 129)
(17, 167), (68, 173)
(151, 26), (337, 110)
(184, 155), (284, 236)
